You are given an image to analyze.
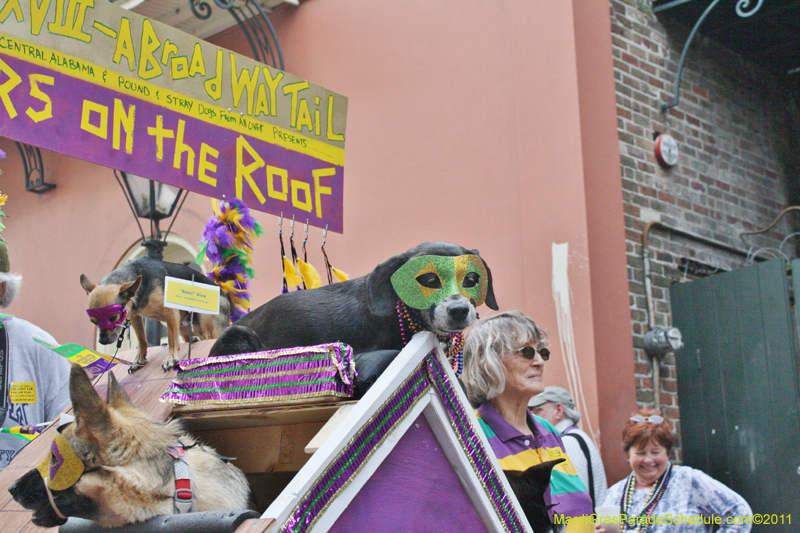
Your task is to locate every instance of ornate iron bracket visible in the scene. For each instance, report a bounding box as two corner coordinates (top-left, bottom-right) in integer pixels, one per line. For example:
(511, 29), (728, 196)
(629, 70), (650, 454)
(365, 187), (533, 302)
(15, 142), (55, 193)
(659, 0), (765, 111)
(190, 0), (285, 70)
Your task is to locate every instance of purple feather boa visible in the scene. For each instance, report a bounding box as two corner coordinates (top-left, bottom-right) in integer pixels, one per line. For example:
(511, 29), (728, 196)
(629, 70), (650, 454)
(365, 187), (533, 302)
(200, 198), (263, 322)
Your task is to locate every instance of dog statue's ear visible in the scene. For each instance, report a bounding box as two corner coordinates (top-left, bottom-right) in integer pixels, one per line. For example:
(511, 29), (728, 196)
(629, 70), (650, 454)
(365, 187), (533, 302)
(504, 458), (565, 499)
(482, 260), (498, 310)
(119, 276), (142, 301)
(80, 274), (96, 295)
(522, 457), (565, 483)
(468, 249), (499, 310)
(366, 251), (415, 316)
(69, 363), (112, 435)
(106, 371), (134, 410)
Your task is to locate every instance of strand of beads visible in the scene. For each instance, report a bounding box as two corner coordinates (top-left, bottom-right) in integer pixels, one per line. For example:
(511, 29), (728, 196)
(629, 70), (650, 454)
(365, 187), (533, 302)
(396, 299), (407, 344)
(445, 332), (464, 375)
(396, 299), (426, 345)
(621, 463), (672, 532)
(395, 300), (465, 376)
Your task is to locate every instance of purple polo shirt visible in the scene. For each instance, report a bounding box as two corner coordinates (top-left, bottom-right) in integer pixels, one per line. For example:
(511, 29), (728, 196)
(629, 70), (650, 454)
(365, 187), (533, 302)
(476, 402), (594, 531)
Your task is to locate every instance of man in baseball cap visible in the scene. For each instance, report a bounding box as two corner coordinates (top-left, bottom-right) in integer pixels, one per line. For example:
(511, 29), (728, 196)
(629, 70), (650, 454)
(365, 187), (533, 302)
(530, 386), (608, 507)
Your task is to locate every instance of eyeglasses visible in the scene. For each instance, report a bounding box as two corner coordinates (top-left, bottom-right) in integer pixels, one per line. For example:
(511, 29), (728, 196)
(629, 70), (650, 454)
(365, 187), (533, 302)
(629, 415), (664, 424)
(515, 346), (550, 362)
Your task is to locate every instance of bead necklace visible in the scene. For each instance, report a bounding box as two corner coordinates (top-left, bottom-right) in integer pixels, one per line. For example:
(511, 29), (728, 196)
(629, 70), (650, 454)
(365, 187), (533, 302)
(620, 463), (672, 532)
(395, 300), (464, 375)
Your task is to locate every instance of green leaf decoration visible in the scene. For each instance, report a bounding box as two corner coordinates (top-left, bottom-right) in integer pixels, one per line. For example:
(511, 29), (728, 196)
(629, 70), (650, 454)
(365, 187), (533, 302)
(195, 240), (209, 266)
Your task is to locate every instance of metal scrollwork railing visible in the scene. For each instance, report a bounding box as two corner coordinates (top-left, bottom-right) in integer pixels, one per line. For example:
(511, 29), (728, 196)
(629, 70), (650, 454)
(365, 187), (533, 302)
(660, 0), (766, 111)
(190, 0), (284, 70)
(735, 0), (764, 18)
(15, 142), (55, 193)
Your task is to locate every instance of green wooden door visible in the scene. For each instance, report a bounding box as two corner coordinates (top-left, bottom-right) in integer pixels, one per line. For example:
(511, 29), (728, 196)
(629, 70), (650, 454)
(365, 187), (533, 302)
(670, 258), (800, 528)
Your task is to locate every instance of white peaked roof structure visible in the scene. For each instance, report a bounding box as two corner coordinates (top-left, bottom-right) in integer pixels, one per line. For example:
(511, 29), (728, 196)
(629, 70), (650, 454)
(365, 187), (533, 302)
(262, 332), (534, 533)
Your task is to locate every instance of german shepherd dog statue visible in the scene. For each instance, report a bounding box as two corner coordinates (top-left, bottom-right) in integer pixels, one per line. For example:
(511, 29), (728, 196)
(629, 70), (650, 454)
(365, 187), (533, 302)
(9, 364), (252, 528)
(81, 257), (231, 372)
(208, 242), (498, 395)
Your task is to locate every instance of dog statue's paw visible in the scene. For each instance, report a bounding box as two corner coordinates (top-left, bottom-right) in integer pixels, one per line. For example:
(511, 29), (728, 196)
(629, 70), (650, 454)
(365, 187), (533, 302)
(191, 336), (200, 343)
(162, 359), (179, 372)
(128, 361), (146, 374)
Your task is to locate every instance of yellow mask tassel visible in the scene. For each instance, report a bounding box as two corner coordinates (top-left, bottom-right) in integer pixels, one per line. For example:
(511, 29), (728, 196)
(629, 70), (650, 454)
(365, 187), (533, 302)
(283, 256), (303, 287)
(297, 259), (322, 289)
(331, 267), (350, 282)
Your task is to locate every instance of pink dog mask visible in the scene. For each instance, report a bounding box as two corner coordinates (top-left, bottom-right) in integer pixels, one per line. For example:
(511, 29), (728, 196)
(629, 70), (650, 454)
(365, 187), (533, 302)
(86, 304), (128, 330)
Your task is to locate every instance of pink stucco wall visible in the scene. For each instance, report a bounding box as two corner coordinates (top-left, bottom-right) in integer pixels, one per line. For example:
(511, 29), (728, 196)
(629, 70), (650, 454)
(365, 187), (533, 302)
(0, 0), (633, 481)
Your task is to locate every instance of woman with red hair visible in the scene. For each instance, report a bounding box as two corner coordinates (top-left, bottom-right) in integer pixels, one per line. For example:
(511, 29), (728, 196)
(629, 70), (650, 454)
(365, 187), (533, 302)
(597, 407), (751, 532)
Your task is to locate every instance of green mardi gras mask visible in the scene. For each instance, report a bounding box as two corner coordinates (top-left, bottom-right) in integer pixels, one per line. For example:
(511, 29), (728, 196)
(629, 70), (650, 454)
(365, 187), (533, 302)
(391, 254), (489, 310)
(37, 425), (85, 491)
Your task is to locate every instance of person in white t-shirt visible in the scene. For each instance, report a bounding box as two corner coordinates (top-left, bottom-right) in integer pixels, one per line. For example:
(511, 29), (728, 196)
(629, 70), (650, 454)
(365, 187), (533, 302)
(0, 241), (70, 471)
(530, 386), (608, 507)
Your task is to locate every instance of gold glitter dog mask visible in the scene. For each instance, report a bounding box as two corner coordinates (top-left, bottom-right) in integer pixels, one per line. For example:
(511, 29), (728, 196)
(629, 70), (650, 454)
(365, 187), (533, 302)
(36, 424), (85, 491)
(390, 254), (489, 309)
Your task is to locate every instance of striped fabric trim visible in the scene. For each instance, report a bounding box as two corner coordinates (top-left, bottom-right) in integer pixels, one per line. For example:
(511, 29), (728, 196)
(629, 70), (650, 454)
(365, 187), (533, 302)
(160, 342), (355, 405)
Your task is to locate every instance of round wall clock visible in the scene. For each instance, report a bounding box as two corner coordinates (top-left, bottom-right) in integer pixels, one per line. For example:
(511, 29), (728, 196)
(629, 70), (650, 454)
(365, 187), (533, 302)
(654, 133), (679, 167)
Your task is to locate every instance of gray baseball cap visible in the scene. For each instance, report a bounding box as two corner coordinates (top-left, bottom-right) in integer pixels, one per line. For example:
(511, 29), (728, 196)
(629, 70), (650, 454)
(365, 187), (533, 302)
(529, 386), (575, 409)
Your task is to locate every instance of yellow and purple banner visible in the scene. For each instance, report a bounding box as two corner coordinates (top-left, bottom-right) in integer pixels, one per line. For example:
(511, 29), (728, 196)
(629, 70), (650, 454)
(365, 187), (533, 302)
(0, 0), (347, 231)
(33, 335), (133, 374)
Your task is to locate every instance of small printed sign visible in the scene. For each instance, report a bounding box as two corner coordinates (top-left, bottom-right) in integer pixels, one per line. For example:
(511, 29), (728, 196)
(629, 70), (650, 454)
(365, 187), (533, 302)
(9, 382), (36, 404)
(33, 336), (134, 375)
(164, 276), (221, 315)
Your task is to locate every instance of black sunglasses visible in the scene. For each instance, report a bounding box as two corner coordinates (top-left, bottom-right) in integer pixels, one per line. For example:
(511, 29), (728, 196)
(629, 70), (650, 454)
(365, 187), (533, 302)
(515, 346), (550, 361)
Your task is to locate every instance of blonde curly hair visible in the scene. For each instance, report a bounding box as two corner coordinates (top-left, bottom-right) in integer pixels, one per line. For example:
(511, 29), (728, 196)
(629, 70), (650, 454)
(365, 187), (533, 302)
(462, 310), (548, 406)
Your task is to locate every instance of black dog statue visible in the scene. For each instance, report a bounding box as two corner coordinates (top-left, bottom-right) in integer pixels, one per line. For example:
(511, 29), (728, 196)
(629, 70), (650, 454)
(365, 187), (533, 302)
(209, 242), (498, 395)
(505, 458), (566, 533)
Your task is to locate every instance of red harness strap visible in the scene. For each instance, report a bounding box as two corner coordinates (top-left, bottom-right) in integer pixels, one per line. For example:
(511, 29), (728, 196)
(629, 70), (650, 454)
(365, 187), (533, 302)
(167, 444), (194, 514)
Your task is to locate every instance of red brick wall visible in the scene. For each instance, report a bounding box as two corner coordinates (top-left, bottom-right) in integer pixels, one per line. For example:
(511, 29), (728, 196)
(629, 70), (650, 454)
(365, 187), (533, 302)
(610, 0), (800, 461)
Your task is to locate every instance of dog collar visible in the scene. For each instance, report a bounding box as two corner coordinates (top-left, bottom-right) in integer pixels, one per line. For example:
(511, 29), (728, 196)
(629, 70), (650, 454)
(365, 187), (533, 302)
(167, 444), (194, 514)
(86, 304), (128, 330)
(390, 254), (489, 310)
(42, 477), (68, 521)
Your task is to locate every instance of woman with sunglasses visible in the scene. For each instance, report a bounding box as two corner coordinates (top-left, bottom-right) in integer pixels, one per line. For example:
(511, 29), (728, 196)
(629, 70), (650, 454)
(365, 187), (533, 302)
(463, 311), (594, 532)
(596, 407), (751, 532)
